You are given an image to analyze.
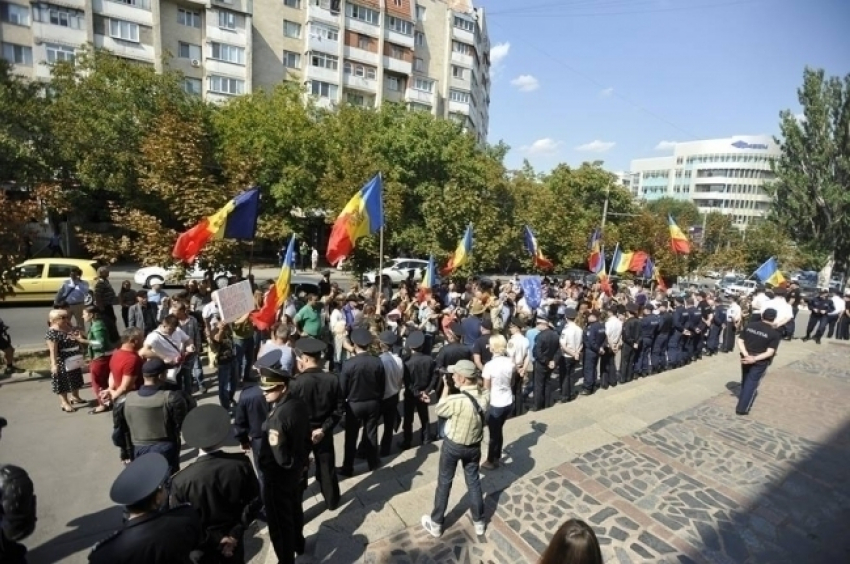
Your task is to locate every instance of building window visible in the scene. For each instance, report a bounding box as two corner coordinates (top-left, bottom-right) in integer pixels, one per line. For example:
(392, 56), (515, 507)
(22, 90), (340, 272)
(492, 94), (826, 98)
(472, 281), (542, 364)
(346, 92), (364, 106)
(310, 80), (337, 98)
(284, 0), (301, 7)
(388, 44), (404, 59)
(284, 19), (301, 38)
(452, 65), (464, 78)
(392, 0), (401, 5)
(449, 112), (464, 123)
(311, 51), (338, 70)
(413, 57), (424, 72)
(412, 77), (432, 92)
(33, 4), (85, 29)
(183, 77), (202, 95)
(449, 89), (469, 103)
(45, 42), (75, 63)
(283, 50), (301, 68)
(211, 42), (245, 64)
(177, 8), (201, 28)
(415, 5), (425, 22)
(209, 75), (244, 95)
(1, 42), (33, 65)
(365, 66), (375, 79)
(110, 0), (151, 9)
(453, 16), (474, 32)
(386, 76), (400, 91)
(178, 42), (201, 60)
(387, 16), (411, 35)
(357, 34), (371, 50)
(452, 41), (472, 55)
(108, 19), (139, 42)
(218, 10), (238, 30)
(345, 3), (379, 25)
(310, 22), (338, 40)
(1, 2), (30, 25)
(409, 102), (430, 112)
(414, 31), (424, 46)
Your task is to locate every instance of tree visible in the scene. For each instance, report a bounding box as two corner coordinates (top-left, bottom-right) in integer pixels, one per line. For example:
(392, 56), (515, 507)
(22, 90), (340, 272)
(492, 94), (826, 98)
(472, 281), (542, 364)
(769, 67), (850, 275)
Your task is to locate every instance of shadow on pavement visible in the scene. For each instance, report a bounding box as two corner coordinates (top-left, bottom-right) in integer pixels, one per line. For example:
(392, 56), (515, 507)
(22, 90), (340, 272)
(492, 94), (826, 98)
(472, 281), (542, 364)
(26, 506), (124, 564)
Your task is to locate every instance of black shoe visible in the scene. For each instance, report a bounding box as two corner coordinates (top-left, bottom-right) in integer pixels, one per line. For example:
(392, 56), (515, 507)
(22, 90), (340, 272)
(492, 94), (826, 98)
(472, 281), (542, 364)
(580, 388), (594, 396)
(802, 336), (810, 342)
(735, 411), (748, 416)
(398, 441), (411, 450)
(337, 467), (353, 479)
(815, 338), (821, 345)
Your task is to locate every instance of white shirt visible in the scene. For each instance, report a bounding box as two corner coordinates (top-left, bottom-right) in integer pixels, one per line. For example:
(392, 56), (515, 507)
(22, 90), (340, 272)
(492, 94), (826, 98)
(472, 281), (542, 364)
(379, 352), (403, 400)
(482, 355), (514, 408)
(751, 292), (769, 314)
(202, 301), (219, 322)
(830, 295), (845, 317)
(506, 332), (529, 370)
(726, 303), (742, 323)
(143, 328), (190, 364)
(765, 297), (793, 326)
(559, 322), (583, 360)
(605, 317), (623, 350)
(516, 297), (533, 318)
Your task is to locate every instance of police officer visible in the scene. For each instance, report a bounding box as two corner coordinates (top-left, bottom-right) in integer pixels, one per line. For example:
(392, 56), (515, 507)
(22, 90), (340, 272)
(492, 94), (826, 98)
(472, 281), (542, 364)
(653, 301), (672, 373)
(636, 303), (659, 376)
(400, 330), (437, 449)
(685, 297), (701, 362)
(339, 328), (385, 476)
(580, 310), (607, 395)
(668, 296), (687, 368)
(558, 308), (583, 403)
(89, 454), (202, 563)
(531, 316), (560, 411)
(735, 308), (781, 415)
(803, 289), (831, 343)
(171, 405), (261, 564)
(706, 299), (727, 355)
(620, 304), (641, 383)
(258, 367), (312, 564)
(288, 337), (343, 511)
(786, 281), (802, 339)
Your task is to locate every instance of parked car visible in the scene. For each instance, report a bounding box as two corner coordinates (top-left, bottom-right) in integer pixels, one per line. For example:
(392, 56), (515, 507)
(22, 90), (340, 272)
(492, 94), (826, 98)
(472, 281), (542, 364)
(724, 279), (758, 297)
(363, 258), (430, 286)
(134, 264), (231, 289)
(3, 258), (99, 304)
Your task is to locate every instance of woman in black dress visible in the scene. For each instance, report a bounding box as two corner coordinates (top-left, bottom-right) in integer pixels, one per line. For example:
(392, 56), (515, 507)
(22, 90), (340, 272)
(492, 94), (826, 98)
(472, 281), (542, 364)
(45, 309), (87, 413)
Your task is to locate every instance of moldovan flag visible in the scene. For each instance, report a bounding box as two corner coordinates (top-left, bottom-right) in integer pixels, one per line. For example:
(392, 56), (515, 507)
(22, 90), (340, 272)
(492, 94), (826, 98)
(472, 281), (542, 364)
(611, 247), (634, 274)
(251, 235), (295, 331)
(441, 224), (473, 275)
(668, 214), (691, 254)
(172, 188), (260, 263)
(754, 257), (786, 287)
(587, 228), (604, 273)
(422, 255), (437, 290)
(523, 226), (553, 270)
(326, 174), (385, 266)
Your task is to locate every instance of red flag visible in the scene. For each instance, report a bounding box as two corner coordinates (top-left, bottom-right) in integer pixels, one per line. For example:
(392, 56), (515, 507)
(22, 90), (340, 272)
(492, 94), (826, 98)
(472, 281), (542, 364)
(628, 251), (649, 274)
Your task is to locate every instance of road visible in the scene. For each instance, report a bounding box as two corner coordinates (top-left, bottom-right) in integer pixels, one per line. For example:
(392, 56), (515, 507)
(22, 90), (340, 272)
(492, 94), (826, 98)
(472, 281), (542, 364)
(0, 266), (346, 350)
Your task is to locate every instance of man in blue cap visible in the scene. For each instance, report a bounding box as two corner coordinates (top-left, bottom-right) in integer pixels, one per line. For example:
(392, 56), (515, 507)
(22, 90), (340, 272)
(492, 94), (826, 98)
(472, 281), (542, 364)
(88, 453), (201, 563)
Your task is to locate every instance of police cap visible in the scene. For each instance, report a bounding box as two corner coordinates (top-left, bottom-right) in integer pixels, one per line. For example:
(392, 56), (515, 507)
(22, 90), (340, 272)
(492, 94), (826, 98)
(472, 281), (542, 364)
(294, 337), (326, 357)
(255, 349), (283, 370)
(564, 308), (578, 320)
(379, 330), (398, 346)
(406, 330), (425, 349)
(350, 327), (374, 348)
(109, 453), (169, 506)
(259, 368), (293, 391)
(181, 404), (232, 451)
(142, 358), (167, 376)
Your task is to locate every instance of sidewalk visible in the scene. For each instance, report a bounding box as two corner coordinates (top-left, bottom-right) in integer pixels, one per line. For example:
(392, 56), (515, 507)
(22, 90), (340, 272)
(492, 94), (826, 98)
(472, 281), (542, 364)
(261, 340), (850, 563)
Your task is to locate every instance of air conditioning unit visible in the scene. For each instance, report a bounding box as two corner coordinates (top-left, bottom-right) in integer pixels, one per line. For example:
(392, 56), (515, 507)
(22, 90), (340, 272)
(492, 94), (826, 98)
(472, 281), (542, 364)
(191, 59), (201, 68)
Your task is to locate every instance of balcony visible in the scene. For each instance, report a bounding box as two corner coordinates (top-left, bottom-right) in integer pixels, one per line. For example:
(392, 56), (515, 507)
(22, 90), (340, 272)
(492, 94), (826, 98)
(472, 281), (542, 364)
(404, 87), (434, 106)
(450, 75), (469, 91)
(383, 55), (411, 75)
(305, 64), (339, 83)
(93, 33), (155, 61)
(307, 34), (338, 54)
(206, 25), (249, 46)
(343, 73), (377, 92)
(343, 45), (378, 66)
(384, 28), (414, 49)
(307, 2), (340, 25)
(206, 59), (247, 77)
(345, 16), (378, 37)
(92, 0), (154, 26)
(450, 51), (473, 67)
(448, 99), (470, 114)
(209, 0), (252, 16)
(31, 24), (87, 47)
(451, 26), (474, 45)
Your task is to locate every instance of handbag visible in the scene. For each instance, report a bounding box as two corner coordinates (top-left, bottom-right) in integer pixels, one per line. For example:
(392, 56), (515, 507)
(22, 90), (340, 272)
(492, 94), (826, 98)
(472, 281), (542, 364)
(63, 354), (85, 372)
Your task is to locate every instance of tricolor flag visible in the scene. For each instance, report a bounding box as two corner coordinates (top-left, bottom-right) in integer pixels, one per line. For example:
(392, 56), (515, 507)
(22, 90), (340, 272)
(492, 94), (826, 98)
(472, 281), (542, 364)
(441, 224), (473, 275)
(172, 188), (260, 263)
(251, 235), (295, 331)
(754, 257), (786, 287)
(611, 246), (634, 274)
(668, 214), (691, 254)
(598, 247), (613, 296)
(523, 226), (553, 270)
(326, 174), (385, 266)
(421, 254), (437, 290)
(587, 228), (603, 273)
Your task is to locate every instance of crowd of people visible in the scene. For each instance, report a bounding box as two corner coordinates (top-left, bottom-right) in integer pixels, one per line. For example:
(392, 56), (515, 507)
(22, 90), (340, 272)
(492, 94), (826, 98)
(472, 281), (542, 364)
(1, 263), (850, 564)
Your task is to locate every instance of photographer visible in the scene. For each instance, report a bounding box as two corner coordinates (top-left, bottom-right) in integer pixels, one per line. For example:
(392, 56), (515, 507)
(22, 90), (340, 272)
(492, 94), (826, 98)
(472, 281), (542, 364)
(421, 360), (490, 539)
(0, 318), (24, 377)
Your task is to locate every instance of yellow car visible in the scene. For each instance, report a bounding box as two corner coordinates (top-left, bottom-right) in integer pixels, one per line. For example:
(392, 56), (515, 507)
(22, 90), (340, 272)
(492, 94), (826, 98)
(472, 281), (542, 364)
(3, 258), (100, 303)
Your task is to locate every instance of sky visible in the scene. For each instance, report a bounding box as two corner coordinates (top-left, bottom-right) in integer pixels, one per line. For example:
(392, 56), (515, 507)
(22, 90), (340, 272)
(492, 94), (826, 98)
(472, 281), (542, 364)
(479, 0), (850, 173)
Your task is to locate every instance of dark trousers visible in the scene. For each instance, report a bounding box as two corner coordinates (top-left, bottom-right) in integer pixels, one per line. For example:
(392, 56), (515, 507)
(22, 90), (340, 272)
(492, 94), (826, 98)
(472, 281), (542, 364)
(582, 351), (599, 391)
(805, 314), (822, 338)
(838, 315), (850, 340)
(601, 350), (618, 387)
(637, 339), (653, 374)
(0, 531), (27, 564)
(682, 334), (694, 362)
(402, 393), (431, 445)
(263, 474), (305, 564)
(310, 431), (340, 510)
(379, 396), (398, 456)
(619, 346), (637, 383)
(532, 361), (551, 410)
(486, 404), (511, 463)
(430, 438), (484, 527)
(134, 442), (180, 475)
(342, 400), (381, 472)
(706, 324), (723, 352)
(668, 332), (683, 367)
(652, 333), (669, 369)
(249, 437), (265, 506)
(511, 371), (525, 417)
(558, 357), (577, 400)
(737, 362), (769, 414)
(826, 316), (839, 339)
(813, 315), (830, 339)
(721, 325), (736, 352)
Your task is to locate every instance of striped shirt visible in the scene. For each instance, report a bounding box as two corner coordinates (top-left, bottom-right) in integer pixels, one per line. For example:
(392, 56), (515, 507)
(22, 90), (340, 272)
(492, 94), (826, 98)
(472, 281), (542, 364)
(436, 385), (490, 446)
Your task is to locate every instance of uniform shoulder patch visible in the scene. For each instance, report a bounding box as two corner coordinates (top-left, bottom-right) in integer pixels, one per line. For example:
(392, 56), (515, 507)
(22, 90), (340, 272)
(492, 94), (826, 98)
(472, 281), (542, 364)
(90, 529), (122, 552)
(268, 429), (280, 446)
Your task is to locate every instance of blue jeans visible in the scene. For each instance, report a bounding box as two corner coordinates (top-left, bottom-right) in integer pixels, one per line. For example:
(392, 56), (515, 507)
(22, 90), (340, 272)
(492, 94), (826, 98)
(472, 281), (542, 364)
(431, 438), (484, 526)
(233, 337), (255, 383)
(218, 361), (238, 409)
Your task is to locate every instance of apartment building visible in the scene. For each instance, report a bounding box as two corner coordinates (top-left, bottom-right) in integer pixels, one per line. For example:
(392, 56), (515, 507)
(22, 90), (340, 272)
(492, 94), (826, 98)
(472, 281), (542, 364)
(0, 0), (490, 140)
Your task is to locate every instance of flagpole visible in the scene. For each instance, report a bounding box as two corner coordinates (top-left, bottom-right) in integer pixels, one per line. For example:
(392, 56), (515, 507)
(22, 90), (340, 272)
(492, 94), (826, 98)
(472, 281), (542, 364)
(376, 225), (384, 315)
(247, 240), (255, 277)
(609, 242), (619, 274)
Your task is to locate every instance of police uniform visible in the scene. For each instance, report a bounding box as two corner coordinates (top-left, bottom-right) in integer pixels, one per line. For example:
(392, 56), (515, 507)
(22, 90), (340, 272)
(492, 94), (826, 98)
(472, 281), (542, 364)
(532, 317), (560, 411)
(653, 303), (672, 372)
(668, 298), (687, 368)
(736, 310), (781, 415)
(706, 302), (727, 355)
(170, 405), (261, 564)
(636, 305), (659, 376)
(685, 302), (701, 362)
(803, 291), (832, 342)
(258, 370), (312, 564)
(339, 328), (385, 475)
(620, 305), (641, 383)
(89, 454), (202, 564)
(581, 312), (607, 394)
(401, 330), (437, 448)
(288, 337), (343, 510)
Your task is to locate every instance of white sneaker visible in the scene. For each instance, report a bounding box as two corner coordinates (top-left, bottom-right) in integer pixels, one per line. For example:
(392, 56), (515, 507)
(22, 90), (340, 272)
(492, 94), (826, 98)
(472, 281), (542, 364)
(473, 520), (486, 536)
(421, 515), (443, 538)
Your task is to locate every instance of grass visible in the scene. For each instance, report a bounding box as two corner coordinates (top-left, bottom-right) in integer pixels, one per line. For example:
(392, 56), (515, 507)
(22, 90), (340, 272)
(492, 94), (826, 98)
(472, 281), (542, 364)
(10, 350), (51, 373)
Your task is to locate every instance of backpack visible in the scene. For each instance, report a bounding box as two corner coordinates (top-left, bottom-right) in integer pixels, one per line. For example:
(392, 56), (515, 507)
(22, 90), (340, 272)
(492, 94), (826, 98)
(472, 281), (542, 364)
(0, 465), (37, 542)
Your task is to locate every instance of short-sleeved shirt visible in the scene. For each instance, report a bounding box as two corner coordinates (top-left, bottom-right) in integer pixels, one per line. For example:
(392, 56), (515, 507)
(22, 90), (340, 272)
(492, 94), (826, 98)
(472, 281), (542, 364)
(143, 328), (189, 364)
(482, 356), (514, 408)
(471, 333), (493, 366)
(110, 349), (144, 391)
(740, 321), (781, 365)
(294, 305), (322, 337)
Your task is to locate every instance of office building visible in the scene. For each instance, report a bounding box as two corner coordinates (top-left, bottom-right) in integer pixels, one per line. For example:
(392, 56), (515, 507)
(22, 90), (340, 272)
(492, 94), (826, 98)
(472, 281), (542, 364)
(629, 135), (780, 228)
(0, 0), (490, 140)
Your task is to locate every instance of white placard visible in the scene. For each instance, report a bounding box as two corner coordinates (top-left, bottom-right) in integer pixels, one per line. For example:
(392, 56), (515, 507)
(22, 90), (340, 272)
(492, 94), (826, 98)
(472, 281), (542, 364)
(212, 280), (254, 323)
